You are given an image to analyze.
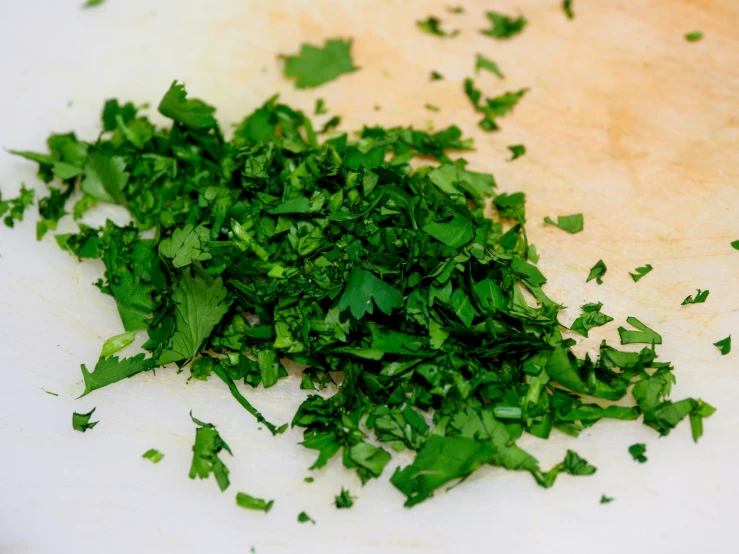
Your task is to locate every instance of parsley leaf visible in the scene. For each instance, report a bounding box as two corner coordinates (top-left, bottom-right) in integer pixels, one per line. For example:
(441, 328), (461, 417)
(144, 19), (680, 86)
(570, 302), (614, 337)
(339, 268), (403, 319)
(713, 336), (731, 355)
(335, 488), (354, 509)
(600, 495), (614, 504)
(629, 443), (647, 463)
(544, 213), (584, 233)
(158, 81), (217, 129)
(630, 264), (653, 282)
(507, 144), (525, 160)
(685, 31), (703, 42)
(731, 240), (739, 250)
(563, 0), (574, 19)
(82, 0), (105, 7)
(158, 224), (212, 268)
(475, 54), (504, 78)
(80, 354), (156, 397)
(481, 12), (527, 39)
(417, 17), (459, 37)
(142, 449), (164, 463)
(0, 184), (35, 228)
(618, 316), (662, 345)
(464, 79), (528, 131)
(587, 260), (607, 284)
(73, 408), (98, 432)
(682, 289), (709, 305)
(158, 272), (231, 364)
(236, 492), (274, 513)
(430, 71), (444, 81)
(282, 39), (357, 89)
(189, 413), (232, 492)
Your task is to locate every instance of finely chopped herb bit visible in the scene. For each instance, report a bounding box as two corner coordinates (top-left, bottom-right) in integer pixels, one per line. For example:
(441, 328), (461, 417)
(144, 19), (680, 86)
(563, 0), (574, 19)
(732, 240), (739, 250)
(569, 302), (613, 338)
(72, 408), (98, 432)
(0, 184), (35, 228)
(629, 264), (653, 282)
(282, 39), (357, 89)
(481, 12), (527, 39)
(475, 54), (504, 79)
(298, 512), (315, 524)
(587, 260), (607, 284)
(464, 79), (528, 131)
(544, 213), (583, 234)
(507, 145), (525, 161)
(417, 17), (459, 38)
(685, 31), (703, 42)
(236, 492), (274, 513)
(430, 71), (444, 81)
(682, 289), (709, 305)
(142, 448), (165, 463)
(713, 336), (731, 355)
(335, 488), (354, 508)
(8, 83), (714, 507)
(628, 443), (647, 463)
(600, 495), (614, 504)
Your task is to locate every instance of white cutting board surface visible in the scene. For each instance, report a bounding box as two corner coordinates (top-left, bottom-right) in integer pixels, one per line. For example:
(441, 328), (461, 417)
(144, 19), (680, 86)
(1, 1), (738, 553)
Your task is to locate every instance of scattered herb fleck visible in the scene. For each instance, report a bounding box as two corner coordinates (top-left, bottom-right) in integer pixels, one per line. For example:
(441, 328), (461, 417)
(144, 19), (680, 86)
(587, 259), (607, 284)
(685, 31), (703, 42)
(425, 104), (440, 112)
(314, 98), (328, 115)
(282, 39), (357, 88)
(335, 488), (354, 508)
(570, 302), (614, 337)
(544, 213), (584, 234)
(82, 0), (105, 7)
(475, 54), (504, 79)
(297, 511), (315, 524)
(682, 289), (709, 305)
(481, 12), (527, 39)
(630, 264), (653, 282)
(563, 0), (574, 19)
(618, 317), (662, 345)
(417, 17), (459, 37)
(447, 6), (464, 14)
(0, 184), (35, 228)
(507, 144), (525, 161)
(42, 388), (59, 396)
(304, 477), (314, 483)
(236, 492), (274, 513)
(600, 495), (614, 504)
(464, 79), (528, 131)
(714, 336), (731, 355)
(629, 443), (647, 463)
(430, 70), (444, 81)
(731, 240), (739, 250)
(142, 448), (165, 463)
(72, 408), (98, 432)
(189, 413), (232, 492)
(100, 331), (137, 357)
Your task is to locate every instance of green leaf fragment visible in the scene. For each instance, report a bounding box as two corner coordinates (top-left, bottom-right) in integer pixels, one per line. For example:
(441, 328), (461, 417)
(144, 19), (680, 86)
(682, 289), (709, 305)
(618, 316), (662, 345)
(335, 488), (354, 509)
(628, 443), (647, 463)
(587, 259), (607, 284)
(236, 492), (274, 513)
(283, 39), (357, 89)
(544, 213), (583, 234)
(297, 511), (315, 524)
(563, 0), (574, 19)
(189, 413), (232, 492)
(100, 331), (137, 358)
(600, 495), (614, 504)
(142, 448), (164, 463)
(481, 12), (527, 39)
(417, 17), (459, 37)
(685, 31), (703, 42)
(713, 336), (731, 355)
(507, 144), (525, 160)
(158, 81), (216, 129)
(630, 264), (653, 282)
(73, 408), (98, 432)
(475, 54), (504, 78)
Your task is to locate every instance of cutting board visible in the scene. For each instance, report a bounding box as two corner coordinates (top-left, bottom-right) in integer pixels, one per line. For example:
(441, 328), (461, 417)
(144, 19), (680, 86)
(1, 1), (737, 553)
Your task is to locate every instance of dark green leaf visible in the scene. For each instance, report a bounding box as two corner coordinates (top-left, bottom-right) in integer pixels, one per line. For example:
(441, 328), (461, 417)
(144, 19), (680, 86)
(685, 31), (703, 42)
(80, 354), (156, 397)
(630, 264), (653, 282)
(544, 213), (583, 234)
(628, 443), (647, 463)
(682, 289), (709, 305)
(563, 0), (574, 19)
(618, 316), (662, 345)
(481, 12), (527, 39)
(72, 408), (98, 432)
(158, 81), (216, 129)
(475, 54), (504, 78)
(335, 488), (354, 509)
(297, 511), (315, 524)
(586, 260), (607, 284)
(283, 39), (357, 89)
(713, 335), (731, 355)
(189, 413), (232, 492)
(417, 17), (459, 37)
(339, 268), (404, 320)
(507, 144), (525, 160)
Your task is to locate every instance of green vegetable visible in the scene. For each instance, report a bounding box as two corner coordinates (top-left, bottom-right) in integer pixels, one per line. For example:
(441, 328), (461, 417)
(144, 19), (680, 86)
(42, 388), (59, 396)
(0, 184), (35, 228)
(425, 104), (440, 112)
(731, 240), (739, 250)
(82, 0), (105, 7)
(630, 264), (653, 282)
(297, 511), (315, 524)
(73, 408), (98, 432)
(464, 79), (528, 131)
(430, 71), (444, 81)
(189, 413), (232, 492)
(618, 316), (662, 345)
(100, 331), (137, 357)
(7, 83), (714, 509)
(563, 0), (574, 19)
(304, 477), (314, 483)
(682, 289), (709, 305)
(685, 31), (703, 42)
(142, 448), (164, 463)
(600, 495), (614, 504)
(714, 336), (731, 355)
(335, 488), (354, 508)
(236, 492), (274, 513)
(282, 39), (357, 88)
(481, 12), (527, 39)
(544, 213), (583, 234)
(587, 260), (607, 284)
(475, 54), (504, 79)
(629, 443), (647, 463)
(417, 17), (459, 37)
(570, 302), (613, 337)
(314, 99), (328, 115)
(447, 6), (464, 14)
(507, 144), (525, 161)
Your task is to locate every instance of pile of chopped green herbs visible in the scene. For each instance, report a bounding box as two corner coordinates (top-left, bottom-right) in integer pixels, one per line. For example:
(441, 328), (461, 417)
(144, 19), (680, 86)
(8, 80), (715, 508)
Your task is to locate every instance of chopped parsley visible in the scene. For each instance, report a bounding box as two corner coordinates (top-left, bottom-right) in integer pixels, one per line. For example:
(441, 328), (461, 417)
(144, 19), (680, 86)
(0, 184), (35, 228)
(682, 289), (709, 305)
(481, 12), (527, 39)
(544, 213), (584, 233)
(42, 388), (59, 396)
(417, 17), (459, 37)
(732, 240), (739, 250)
(629, 264), (653, 282)
(6, 82), (714, 509)
(425, 104), (440, 112)
(447, 6), (464, 14)
(430, 70), (444, 81)
(282, 39), (357, 88)
(142, 449), (164, 463)
(475, 54), (504, 79)
(714, 336), (731, 355)
(335, 488), (354, 508)
(685, 31), (703, 42)
(236, 492), (274, 513)
(600, 495), (614, 504)
(628, 443), (647, 463)
(72, 408), (98, 432)
(563, 0), (574, 19)
(587, 260), (607, 284)
(507, 144), (526, 161)
(314, 98), (328, 115)
(297, 511), (315, 524)
(82, 0), (105, 7)
(464, 79), (528, 131)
